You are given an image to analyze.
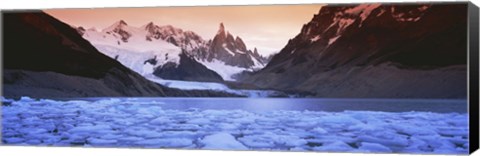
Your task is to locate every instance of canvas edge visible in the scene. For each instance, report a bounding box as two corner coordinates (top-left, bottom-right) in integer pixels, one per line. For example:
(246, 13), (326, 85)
(468, 1), (480, 154)
(0, 1), (477, 154)
(0, 9), (4, 145)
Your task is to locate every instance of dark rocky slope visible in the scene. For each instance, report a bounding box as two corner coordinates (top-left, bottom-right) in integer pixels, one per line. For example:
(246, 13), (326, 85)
(243, 3), (468, 98)
(153, 51), (224, 82)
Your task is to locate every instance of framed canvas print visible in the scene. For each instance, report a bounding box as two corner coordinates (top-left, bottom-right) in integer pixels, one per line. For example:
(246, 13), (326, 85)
(1, 1), (479, 155)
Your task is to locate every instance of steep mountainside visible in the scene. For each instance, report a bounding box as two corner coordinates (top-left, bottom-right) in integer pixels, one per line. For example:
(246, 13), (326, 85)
(2, 12), (173, 98)
(81, 22), (267, 81)
(243, 3), (467, 98)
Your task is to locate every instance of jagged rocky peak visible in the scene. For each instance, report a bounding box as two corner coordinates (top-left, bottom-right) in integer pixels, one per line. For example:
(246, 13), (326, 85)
(251, 47), (260, 58)
(145, 21), (155, 27)
(142, 22), (205, 49)
(253, 48), (264, 59)
(212, 23), (246, 50)
(104, 20), (129, 31)
(144, 21), (156, 31)
(217, 22), (226, 36)
(234, 36), (247, 52)
(160, 25), (183, 36)
(75, 26), (86, 35)
(143, 22), (162, 41)
(207, 22), (267, 68)
(118, 20), (128, 25)
(184, 30), (203, 41)
(103, 19), (132, 42)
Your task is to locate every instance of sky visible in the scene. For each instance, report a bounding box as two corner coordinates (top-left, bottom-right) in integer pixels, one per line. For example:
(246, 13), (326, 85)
(45, 4), (323, 56)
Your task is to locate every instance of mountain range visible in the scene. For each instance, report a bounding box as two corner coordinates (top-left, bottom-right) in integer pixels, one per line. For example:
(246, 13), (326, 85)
(79, 21), (268, 82)
(2, 3), (469, 99)
(242, 3), (467, 98)
(2, 12), (241, 98)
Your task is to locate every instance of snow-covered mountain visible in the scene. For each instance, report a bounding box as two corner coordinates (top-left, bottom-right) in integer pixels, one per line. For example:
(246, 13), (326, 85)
(143, 22), (206, 52)
(2, 12), (174, 98)
(80, 21), (268, 81)
(83, 20), (180, 73)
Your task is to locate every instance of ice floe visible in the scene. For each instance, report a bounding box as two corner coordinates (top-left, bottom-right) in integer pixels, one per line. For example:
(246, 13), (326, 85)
(1, 97), (469, 154)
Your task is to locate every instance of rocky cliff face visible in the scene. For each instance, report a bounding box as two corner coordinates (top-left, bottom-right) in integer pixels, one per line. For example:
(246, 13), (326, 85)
(204, 23), (264, 68)
(143, 22), (206, 52)
(243, 3), (468, 98)
(2, 12), (173, 98)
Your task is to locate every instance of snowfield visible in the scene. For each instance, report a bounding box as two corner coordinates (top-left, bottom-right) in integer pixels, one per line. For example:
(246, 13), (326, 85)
(1, 97), (469, 154)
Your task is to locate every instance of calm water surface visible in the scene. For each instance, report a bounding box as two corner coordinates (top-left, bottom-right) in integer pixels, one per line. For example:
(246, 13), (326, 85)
(74, 98), (467, 113)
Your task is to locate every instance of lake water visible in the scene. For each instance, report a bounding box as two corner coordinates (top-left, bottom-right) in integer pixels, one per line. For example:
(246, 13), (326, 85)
(2, 97), (469, 154)
(77, 97), (468, 113)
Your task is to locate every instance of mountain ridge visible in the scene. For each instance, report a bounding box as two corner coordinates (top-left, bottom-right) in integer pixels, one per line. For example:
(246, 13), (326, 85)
(242, 3), (468, 98)
(80, 21), (268, 81)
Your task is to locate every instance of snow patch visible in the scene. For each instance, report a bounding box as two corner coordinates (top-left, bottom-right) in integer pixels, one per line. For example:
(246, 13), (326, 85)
(310, 35), (321, 42)
(328, 36), (341, 45)
(222, 44), (236, 56)
(345, 4), (382, 22)
(200, 133), (248, 150)
(198, 59), (246, 81)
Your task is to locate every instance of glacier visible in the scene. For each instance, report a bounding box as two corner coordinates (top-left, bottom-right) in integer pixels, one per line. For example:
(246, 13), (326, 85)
(1, 97), (469, 154)
(144, 74), (284, 97)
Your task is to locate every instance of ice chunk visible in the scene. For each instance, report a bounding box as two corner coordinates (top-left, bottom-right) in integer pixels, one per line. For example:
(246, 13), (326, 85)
(125, 128), (163, 138)
(217, 123), (238, 130)
(25, 140), (42, 145)
(68, 125), (112, 134)
(19, 96), (36, 102)
(312, 141), (354, 151)
(87, 138), (118, 146)
(25, 128), (48, 135)
(134, 138), (193, 148)
(187, 118), (210, 125)
(392, 124), (437, 136)
(100, 134), (124, 140)
(358, 135), (408, 147)
(150, 117), (172, 125)
(359, 142), (392, 153)
(311, 127), (328, 134)
(3, 137), (25, 144)
(200, 133), (248, 150)
(238, 135), (275, 148)
(437, 129), (468, 137)
(118, 136), (144, 142)
(281, 136), (307, 147)
(160, 131), (198, 139)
